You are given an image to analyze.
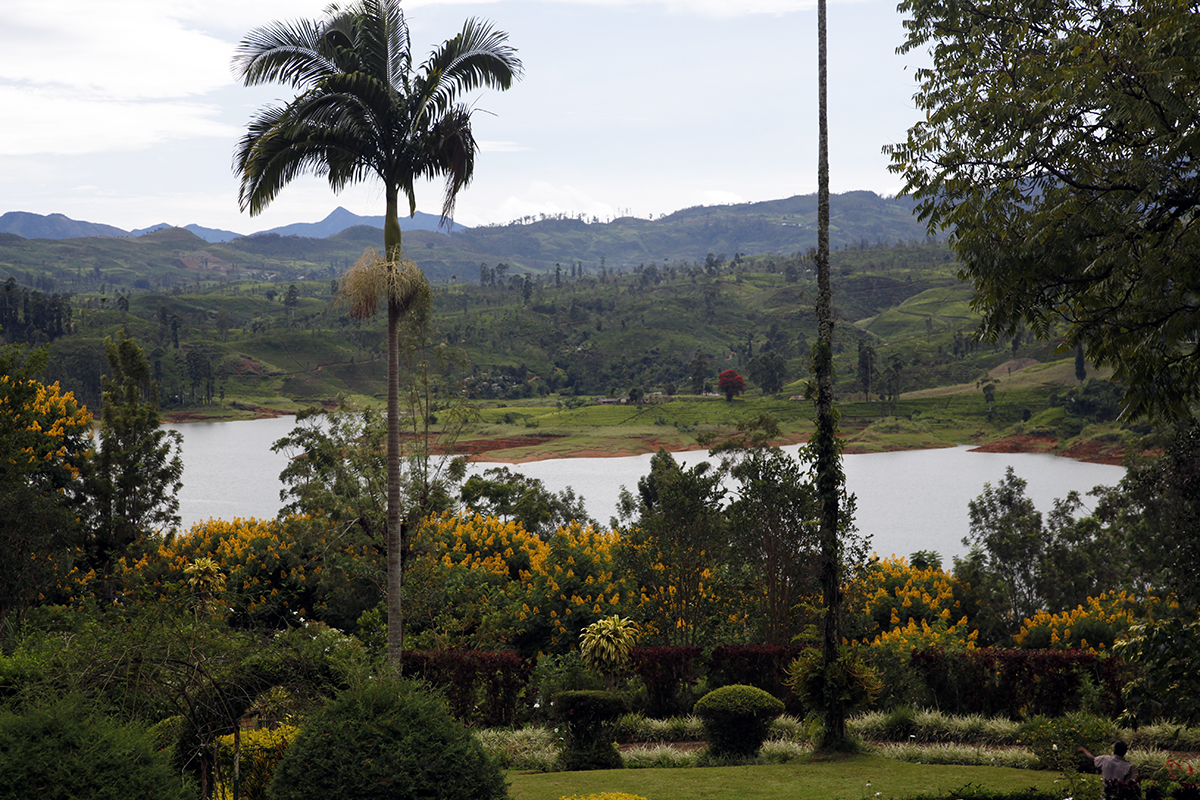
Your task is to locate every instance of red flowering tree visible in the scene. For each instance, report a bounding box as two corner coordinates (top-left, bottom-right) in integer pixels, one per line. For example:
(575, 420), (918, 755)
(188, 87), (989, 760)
(718, 370), (745, 402)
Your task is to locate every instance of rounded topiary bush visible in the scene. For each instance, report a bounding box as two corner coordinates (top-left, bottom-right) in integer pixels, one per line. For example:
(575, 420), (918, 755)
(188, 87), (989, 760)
(0, 695), (195, 800)
(553, 690), (628, 771)
(693, 684), (785, 759)
(267, 675), (508, 800)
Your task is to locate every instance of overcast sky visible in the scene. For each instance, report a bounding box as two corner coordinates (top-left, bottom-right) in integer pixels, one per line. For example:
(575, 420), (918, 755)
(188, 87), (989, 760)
(0, 0), (926, 235)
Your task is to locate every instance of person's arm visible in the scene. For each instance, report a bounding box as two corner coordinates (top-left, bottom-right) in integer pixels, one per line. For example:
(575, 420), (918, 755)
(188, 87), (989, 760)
(1079, 746), (1096, 761)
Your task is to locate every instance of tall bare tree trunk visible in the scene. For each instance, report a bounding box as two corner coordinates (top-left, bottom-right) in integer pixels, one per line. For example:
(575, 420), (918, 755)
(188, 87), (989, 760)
(385, 189), (404, 668)
(814, 0), (846, 749)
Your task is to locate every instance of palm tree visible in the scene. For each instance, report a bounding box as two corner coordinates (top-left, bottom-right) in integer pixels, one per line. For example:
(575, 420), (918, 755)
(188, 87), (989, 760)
(233, 0), (521, 667)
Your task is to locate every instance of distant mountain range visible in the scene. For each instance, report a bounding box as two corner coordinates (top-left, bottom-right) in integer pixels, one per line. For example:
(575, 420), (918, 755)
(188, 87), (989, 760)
(0, 206), (459, 243)
(0, 192), (935, 286)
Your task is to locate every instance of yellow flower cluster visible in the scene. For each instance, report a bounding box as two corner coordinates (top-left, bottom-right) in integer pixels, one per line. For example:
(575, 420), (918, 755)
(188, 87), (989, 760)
(559, 795), (649, 800)
(410, 514), (632, 651)
(850, 556), (977, 651)
(1013, 591), (1151, 652)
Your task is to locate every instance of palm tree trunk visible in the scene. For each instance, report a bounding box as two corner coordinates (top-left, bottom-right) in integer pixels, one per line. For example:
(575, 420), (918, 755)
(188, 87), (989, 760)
(385, 189), (404, 669)
(814, 0), (846, 750)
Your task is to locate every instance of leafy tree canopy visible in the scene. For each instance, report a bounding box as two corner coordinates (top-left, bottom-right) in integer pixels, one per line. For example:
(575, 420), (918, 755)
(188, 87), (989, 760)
(888, 0), (1200, 419)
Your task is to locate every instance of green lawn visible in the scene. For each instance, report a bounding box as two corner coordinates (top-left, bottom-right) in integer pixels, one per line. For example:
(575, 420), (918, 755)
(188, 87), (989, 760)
(507, 755), (1064, 800)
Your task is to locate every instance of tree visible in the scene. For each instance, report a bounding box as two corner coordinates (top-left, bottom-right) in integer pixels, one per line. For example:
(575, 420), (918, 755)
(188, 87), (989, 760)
(621, 450), (732, 647)
(1090, 420), (1200, 611)
(965, 467), (1044, 626)
(856, 338), (876, 401)
(717, 369), (745, 402)
(0, 346), (91, 635)
(689, 350), (710, 394)
(81, 332), (183, 590)
(748, 350), (788, 395)
(726, 448), (828, 645)
(460, 466), (594, 540)
(887, 0), (1200, 420)
(234, 0), (521, 668)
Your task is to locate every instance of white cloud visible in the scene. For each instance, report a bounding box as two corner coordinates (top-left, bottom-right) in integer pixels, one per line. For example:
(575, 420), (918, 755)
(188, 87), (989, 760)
(0, 87), (238, 156)
(0, 2), (235, 100)
(478, 140), (529, 153)
(692, 190), (745, 207)
(465, 180), (620, 226)
(404, 0), (819, 14)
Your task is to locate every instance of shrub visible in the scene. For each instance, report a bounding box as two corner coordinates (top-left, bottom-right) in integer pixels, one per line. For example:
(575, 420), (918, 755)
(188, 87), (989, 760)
(267, 675), (508, 800)
(214, 724), (297, 800)
(693, 684), (785, 759)
(553, 690), (628, 771)
(786, 646), (881, 718)
(0, 695), (195, 800)
(1017, 714), (1114, 771)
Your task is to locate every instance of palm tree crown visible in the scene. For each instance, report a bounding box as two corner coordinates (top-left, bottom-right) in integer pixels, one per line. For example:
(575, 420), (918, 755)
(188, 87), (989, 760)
(233, 0), (521, 241)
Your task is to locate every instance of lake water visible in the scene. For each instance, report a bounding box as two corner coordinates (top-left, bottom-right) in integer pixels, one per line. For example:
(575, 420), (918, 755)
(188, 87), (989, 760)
(166, 417), (1126, 564)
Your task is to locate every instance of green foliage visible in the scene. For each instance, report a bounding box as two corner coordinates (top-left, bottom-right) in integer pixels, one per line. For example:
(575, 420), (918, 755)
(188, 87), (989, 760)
(1115, 616), (1200, 728)
(0, 345), (91, 635)
(692, 684), (785, 759)
(462, 466), (596, 540)
(268, 674), (508, 800)
(1016, 714), (1113, 771)
(81, 331), (183, 585)
(0, 694), (196, 800)
(621, 450), (733, 647)
(888, 0), (1200, 420)
(786, 647), (881, 721)
(724, 448), (823, 645)
(552, 690), (628, 771)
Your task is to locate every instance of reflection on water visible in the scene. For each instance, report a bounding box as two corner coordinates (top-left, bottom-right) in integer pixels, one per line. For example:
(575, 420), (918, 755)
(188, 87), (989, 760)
(169, 418), (1125, 563)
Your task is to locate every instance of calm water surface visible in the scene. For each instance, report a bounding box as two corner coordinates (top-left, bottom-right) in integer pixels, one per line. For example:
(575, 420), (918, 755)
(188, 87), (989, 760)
(168, 417), (1126, 563)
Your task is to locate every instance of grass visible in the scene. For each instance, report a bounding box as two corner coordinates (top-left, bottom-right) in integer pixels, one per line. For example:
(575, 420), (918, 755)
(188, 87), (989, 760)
(505, 754), (1063, 800)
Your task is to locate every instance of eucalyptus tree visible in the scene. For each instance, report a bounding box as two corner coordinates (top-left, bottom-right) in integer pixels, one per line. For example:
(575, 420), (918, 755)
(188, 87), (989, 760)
(233, 0), (521, 665)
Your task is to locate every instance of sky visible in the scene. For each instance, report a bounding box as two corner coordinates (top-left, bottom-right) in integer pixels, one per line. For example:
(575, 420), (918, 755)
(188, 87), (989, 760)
(0, 0), (927, 236)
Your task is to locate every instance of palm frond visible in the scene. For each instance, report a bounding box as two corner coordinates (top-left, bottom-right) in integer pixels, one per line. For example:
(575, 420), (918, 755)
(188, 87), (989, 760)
(233, 16), (338, 89)
(415, 18), (522, 120)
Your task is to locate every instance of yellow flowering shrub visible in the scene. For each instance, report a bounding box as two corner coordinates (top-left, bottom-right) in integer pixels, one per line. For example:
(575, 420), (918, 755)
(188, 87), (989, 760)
(1, 360), (93, 616)
(85, 515), (384, 629)
(405, 515), (634, 653)
(1014, 591), (1151, 652)
(560, 795), (649, 800)
(849, 556), (978, 650)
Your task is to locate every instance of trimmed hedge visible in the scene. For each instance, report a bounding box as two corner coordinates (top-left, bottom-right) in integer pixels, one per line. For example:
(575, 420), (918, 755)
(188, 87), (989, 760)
(553, 690), (628, 771)
(693, 684), (784, 759)
(910, 648), (1128, 718)
(629, 646), (700, 717)
(401, 648), (534, 726)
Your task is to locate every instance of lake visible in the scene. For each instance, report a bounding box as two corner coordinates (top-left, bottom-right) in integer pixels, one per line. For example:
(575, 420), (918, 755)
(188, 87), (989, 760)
(166, 416), (1126, 564)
